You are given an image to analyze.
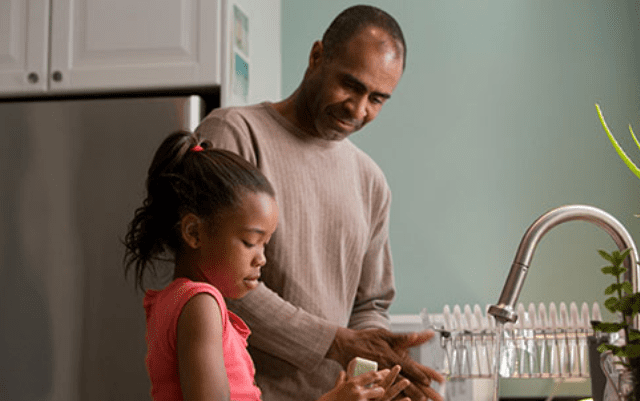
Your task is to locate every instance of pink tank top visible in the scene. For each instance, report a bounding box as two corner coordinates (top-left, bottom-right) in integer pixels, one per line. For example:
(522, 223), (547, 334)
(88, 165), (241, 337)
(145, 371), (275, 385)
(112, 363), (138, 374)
(144, 278), (261, 401)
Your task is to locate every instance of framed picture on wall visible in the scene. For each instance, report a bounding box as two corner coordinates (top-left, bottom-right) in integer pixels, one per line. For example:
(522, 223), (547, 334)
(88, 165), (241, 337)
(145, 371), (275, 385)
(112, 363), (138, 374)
(223, 2), (250, 106)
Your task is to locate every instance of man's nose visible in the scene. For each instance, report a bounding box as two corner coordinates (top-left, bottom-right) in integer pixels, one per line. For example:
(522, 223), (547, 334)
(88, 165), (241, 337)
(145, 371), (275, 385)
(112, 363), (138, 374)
(345, 95), (368, 122)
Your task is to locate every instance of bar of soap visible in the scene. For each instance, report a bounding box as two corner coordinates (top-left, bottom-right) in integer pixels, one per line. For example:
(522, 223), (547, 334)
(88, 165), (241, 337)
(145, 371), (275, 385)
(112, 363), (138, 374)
(348, 357), (378, 377)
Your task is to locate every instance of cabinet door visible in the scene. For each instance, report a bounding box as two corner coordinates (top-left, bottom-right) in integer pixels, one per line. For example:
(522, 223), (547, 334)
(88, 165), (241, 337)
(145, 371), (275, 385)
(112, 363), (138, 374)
(49, 0), (221, 94)
(0, 0), (49, 95)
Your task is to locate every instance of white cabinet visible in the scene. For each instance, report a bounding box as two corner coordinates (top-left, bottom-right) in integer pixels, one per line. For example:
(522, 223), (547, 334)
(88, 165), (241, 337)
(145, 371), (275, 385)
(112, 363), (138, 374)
(0, 0), (50, 94)
(0, 0), (221, 97)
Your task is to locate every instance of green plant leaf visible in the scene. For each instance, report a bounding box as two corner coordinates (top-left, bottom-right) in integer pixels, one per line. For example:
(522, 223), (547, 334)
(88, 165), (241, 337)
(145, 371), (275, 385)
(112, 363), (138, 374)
(602, 265), (626, 276)
(629, 329), (640, 342)
(620, 248), (632, 262)
(611, 248), (632, 268)
(596, 103), (640, 181)
(598, 343), (623, 353)
(630, 123), (640, 153)
(599, 249), (615, 263)
(606, 283), (624, 295)
(604, 296), (621, 313)
(623, 344), (640, 358)
(593, 321), (626, 332)
(602, 266), (627, 277)
(622, 281), (634, 294)
(614, 347), (630, 357)
(620, 293), (640, 315)
(601, 265), (614, 275)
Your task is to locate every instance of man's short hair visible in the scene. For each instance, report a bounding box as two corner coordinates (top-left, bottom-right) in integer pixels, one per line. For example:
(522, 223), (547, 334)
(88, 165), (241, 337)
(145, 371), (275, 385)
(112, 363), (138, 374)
(321, 5), (406, 70)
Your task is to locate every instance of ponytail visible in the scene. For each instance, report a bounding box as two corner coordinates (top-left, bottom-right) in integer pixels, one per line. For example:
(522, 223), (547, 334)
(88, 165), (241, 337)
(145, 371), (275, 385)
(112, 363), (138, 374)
(123, 130), (274, 291)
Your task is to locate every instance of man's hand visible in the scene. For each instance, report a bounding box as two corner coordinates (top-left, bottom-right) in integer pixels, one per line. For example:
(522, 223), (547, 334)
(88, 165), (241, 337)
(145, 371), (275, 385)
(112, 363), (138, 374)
(326, 327), (444, 401)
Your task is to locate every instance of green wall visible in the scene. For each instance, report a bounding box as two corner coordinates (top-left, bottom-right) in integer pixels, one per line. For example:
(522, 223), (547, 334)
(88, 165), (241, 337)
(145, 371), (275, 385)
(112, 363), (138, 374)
(280, 0), (640, 319)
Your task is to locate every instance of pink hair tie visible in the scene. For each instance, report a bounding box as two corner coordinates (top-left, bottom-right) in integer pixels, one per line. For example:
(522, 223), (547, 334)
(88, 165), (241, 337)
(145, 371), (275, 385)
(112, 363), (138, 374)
(191, 145), (204, 152)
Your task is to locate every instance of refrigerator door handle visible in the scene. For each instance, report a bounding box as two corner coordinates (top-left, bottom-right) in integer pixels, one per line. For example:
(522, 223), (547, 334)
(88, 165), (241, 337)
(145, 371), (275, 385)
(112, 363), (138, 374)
(188, 95), (204, 132)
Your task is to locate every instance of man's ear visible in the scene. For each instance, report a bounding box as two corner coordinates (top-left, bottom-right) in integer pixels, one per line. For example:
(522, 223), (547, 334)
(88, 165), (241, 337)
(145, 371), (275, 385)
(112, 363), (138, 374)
(180, 213), (202, 249)
(309, 40), (324, 69)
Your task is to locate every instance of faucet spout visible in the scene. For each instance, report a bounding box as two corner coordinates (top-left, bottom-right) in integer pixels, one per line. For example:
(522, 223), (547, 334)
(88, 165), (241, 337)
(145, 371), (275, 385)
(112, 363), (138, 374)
(488, 205), (639, 328)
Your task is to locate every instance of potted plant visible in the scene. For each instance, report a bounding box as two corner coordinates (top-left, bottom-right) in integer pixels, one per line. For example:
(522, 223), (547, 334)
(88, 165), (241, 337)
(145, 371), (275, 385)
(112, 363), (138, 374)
(592, 104), (640, 400)
(592, 248), (640, 400)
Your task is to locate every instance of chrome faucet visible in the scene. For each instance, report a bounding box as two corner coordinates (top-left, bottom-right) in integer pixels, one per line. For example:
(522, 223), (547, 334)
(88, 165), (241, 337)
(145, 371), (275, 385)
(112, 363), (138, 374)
(488, 204), (639, 329)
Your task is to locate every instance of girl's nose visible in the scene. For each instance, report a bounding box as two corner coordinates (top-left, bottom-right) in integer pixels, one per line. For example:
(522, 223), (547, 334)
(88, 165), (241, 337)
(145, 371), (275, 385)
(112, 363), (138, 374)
(254, 251), (266, 267)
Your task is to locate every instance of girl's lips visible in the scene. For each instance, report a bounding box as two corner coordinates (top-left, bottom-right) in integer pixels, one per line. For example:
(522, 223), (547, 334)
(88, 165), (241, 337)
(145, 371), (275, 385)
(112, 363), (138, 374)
(243, 272), (261, 289)
(243, 278), (259, 290)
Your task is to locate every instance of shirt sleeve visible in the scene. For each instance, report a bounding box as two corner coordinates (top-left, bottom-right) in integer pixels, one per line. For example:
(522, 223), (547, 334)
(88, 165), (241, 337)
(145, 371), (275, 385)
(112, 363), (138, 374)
(348, 179), (396, 330)
(195, 111), (339, 372)
(227, 283), (338, 372)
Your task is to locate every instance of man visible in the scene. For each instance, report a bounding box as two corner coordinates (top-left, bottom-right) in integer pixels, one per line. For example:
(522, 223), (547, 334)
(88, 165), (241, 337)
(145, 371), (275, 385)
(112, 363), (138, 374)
(195, 5), (443, 401)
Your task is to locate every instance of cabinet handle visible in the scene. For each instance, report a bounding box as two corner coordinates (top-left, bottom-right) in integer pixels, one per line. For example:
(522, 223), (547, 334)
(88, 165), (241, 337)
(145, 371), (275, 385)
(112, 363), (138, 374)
(52, 71), (63, 82)
(27, 72), (39, 84)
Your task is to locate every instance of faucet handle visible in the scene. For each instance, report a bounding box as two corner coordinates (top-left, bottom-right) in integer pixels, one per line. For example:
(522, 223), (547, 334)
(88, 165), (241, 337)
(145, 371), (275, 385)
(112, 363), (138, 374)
(488, 304), (518, 324)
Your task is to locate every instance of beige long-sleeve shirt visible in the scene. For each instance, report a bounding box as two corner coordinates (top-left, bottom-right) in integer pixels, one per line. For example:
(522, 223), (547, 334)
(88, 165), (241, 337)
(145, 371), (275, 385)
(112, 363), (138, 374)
(195, 102), (396, 401)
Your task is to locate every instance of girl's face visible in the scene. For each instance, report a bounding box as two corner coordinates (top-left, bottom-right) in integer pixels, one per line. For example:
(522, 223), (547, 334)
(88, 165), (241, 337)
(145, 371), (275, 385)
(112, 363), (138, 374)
(195, 191), (278, 299)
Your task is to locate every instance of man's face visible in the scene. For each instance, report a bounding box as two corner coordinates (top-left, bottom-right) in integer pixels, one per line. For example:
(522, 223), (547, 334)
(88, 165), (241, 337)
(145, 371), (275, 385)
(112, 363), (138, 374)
(304, 26), (404, 141)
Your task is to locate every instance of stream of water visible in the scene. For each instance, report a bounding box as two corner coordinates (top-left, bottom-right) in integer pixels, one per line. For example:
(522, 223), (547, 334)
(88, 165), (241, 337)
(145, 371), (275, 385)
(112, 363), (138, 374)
(492, 322), (505, 401)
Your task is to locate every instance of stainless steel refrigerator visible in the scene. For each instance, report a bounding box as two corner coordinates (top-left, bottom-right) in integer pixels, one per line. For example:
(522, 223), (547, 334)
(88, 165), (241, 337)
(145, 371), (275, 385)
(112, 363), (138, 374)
(0, 94), (215, 401)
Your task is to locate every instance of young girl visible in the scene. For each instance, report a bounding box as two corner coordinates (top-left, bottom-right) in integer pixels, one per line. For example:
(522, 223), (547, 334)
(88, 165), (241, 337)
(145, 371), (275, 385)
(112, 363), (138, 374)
(123, 131), (410, 401)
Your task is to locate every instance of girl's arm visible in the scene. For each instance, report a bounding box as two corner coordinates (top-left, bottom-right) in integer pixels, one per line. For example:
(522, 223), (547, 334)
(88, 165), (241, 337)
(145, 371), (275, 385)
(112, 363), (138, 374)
(177, 294), (231, 401)
(317, 364), (410, 401)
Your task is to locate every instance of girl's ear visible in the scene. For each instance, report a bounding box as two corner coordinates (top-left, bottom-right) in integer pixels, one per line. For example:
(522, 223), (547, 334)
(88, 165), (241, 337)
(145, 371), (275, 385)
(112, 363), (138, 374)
(180, 213), (202, 249)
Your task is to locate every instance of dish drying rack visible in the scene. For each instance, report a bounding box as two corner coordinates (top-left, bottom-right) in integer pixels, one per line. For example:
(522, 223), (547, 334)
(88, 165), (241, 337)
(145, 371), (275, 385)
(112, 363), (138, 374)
(421, 302), (609, 380)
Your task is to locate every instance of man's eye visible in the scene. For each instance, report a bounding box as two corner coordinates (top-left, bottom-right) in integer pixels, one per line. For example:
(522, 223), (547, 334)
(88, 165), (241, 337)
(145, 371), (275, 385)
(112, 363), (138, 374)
(342, 79), (364, 93)
(347, 82), (360, 91)
(242, 240), (255, 248)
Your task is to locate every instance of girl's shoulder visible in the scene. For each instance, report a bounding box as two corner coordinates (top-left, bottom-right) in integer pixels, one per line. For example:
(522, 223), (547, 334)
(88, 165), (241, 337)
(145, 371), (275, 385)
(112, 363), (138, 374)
(145, 278), (228, 318)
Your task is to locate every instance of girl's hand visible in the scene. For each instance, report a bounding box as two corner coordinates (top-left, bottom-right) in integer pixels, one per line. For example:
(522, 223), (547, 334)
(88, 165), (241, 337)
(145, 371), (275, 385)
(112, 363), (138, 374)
(317, 362), (410, 401)
(327, 328), (444, 400)
(376, 365), (410, 401)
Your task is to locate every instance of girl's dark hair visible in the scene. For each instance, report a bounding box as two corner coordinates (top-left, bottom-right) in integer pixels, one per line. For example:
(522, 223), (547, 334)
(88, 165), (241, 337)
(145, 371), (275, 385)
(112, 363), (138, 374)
(123, 130), (275, 291)
(322, 5), (406, 70)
